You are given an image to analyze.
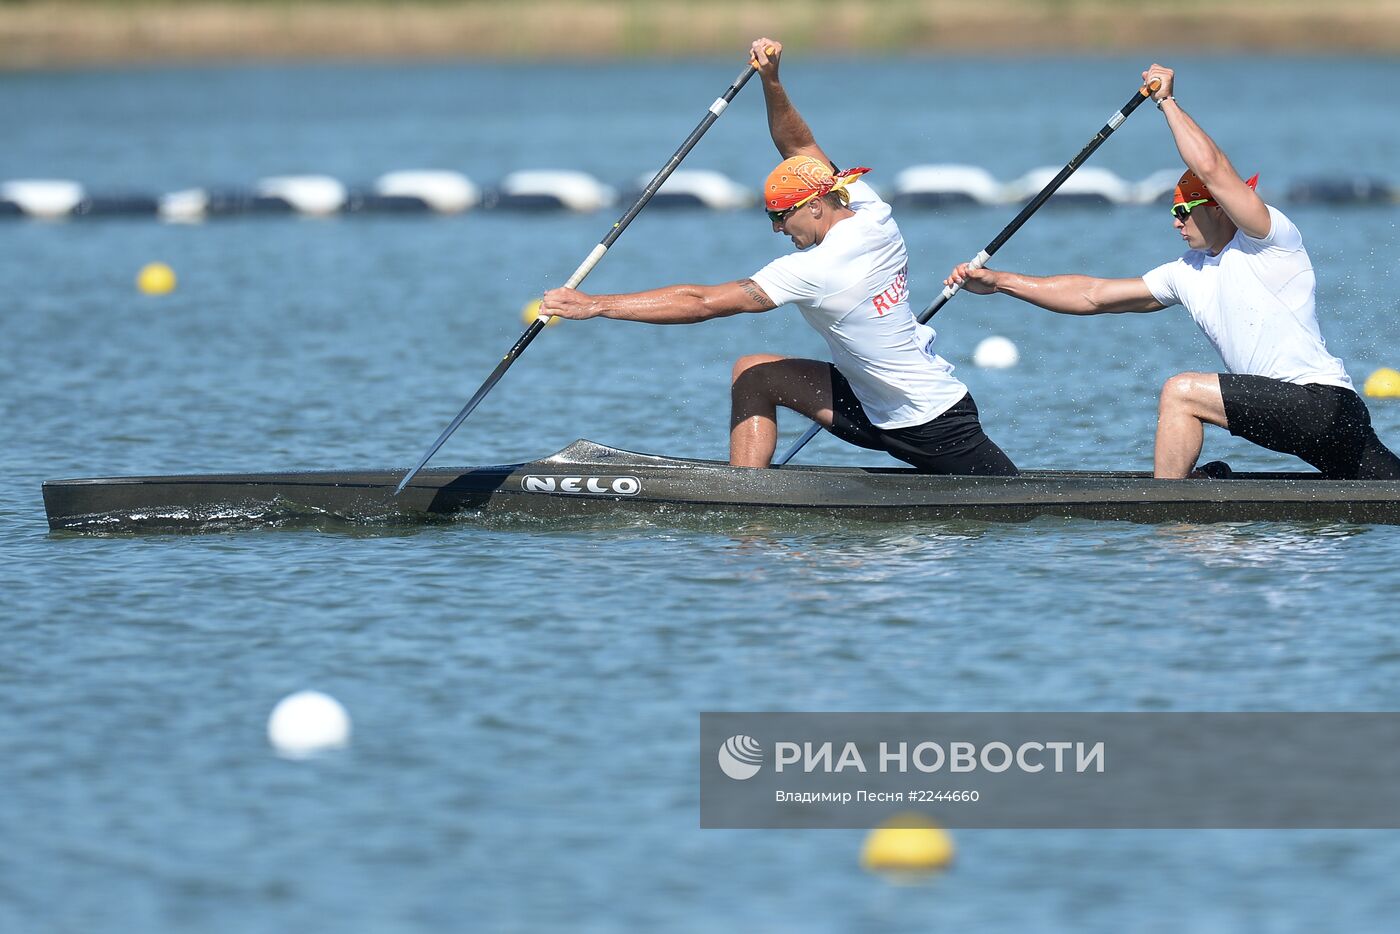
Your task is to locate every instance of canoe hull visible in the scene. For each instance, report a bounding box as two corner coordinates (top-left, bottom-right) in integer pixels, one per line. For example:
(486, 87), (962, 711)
(42, 440), (1400, 531)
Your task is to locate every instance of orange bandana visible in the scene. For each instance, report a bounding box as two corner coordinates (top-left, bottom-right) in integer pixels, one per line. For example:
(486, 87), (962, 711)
(1172, 168), (1259, 207)
(764, 156), (872, 212)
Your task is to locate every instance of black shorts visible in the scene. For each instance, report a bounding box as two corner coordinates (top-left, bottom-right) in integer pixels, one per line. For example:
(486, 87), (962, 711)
(1219, 373), (1400, 479)
(825, 365), (1019, 476)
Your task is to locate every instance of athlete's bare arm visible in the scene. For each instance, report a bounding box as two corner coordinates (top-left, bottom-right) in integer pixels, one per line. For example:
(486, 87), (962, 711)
(1145, 63), (1271, 239)
(750, 38), (834, 168)
(945, 264), (1165, 315)
(540, 279), (777, 325)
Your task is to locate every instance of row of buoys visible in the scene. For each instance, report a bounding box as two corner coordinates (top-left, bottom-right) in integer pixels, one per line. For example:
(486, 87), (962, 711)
(5, 168), (1396, 220)
(895, 166), (1397, 207)
(0, 170), (725, 220)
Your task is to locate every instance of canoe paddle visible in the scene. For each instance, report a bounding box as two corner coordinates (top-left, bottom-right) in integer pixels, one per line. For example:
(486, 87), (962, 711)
(773, 77), (1162, 468)
(395, 59), (764, 495)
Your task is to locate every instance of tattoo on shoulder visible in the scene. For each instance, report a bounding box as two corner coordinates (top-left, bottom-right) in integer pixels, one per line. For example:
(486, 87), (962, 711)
(738, 278), (776, 309)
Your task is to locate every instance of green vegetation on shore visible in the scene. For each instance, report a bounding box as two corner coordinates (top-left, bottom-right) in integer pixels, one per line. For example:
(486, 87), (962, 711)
(3, 0), (1399, 69)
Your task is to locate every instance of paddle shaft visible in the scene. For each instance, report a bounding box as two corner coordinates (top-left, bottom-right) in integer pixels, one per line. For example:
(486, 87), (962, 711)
(773, 79), (1160, 467)
(921, 78), (1160, 323)
(395, 62), (760, 495)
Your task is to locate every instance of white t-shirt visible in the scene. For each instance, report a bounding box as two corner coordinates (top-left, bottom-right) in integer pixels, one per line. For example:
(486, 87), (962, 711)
(750, 180), (967, 428)
(1141, 205), (1353, 390)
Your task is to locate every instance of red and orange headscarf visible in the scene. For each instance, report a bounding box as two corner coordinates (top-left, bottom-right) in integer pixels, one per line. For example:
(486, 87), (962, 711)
(764, 156), (871, 212)
(1173, 168), (1260, 208)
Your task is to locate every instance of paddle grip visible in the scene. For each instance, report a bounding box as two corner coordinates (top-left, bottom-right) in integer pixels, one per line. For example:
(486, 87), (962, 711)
(749, 45), (776, 69)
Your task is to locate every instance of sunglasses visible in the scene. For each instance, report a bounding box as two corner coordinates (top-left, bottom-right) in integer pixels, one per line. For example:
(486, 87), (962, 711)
(1171, 198), (1211, 222)
(766, 192), (818, 225)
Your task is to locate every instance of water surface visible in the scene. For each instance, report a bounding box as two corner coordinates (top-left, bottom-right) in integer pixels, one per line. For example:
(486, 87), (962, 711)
(4, 57), (1400, 933)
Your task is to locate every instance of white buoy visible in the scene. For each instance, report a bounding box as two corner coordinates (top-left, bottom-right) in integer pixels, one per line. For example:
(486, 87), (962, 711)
(1, 179), (86, 218)
(633, 169), (753, 209)
(255, 175), (348, 215)
(374, 170), (481, 213)
(1006, 166), (1133, 205)
(892, 164), (1003, 206)
(159, 187), (211, 223)
(1132, 167), (1185, 205)
(973, 336), (1020, 369)
(267, 690), (351, 757)
(497, 170), (615, 211)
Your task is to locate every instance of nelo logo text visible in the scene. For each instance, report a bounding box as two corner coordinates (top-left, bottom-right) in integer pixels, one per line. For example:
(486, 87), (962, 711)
(520, 475), (642, 495)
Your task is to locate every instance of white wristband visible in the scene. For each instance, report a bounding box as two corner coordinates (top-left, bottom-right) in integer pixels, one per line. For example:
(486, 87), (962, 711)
(1156, 96), (1176, 111)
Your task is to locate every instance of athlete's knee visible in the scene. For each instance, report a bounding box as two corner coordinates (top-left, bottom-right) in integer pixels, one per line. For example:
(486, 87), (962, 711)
(731, 353), (782, 386)
(1158, 372), (1213, 414)
(731, 356), (783, 407)
(1158, 373), (1190, 410)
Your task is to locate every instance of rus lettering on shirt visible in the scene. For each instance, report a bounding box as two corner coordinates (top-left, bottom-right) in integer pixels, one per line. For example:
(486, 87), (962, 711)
(870, 265), (909, 316)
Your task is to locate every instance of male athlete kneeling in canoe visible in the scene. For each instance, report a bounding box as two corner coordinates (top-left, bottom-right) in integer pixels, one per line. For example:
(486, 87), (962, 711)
(542, 38), (1017, 476)
(946, 63), (1400, 480)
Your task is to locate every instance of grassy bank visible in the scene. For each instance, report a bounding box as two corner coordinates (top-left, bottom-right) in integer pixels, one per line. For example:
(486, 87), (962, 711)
(4, 0), (1400, 68)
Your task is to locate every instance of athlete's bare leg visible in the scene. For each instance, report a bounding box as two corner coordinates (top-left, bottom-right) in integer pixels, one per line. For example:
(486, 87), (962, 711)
(1154, 372), (1229, 478)
(729, 355), (836, 468)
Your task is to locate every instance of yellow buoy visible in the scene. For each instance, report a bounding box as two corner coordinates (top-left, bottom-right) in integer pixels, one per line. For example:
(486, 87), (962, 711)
(521, 298), (561, 327)
(1364, 368), (1400, 399)
(860, 811), (955, 875)
(137, 262), (177, 296)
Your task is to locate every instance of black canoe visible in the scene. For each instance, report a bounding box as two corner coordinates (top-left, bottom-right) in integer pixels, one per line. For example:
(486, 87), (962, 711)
(41, 439), (1400, 532)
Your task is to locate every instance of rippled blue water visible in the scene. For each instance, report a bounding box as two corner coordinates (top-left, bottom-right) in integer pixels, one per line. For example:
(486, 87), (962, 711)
(4, 57), (1400, 933)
